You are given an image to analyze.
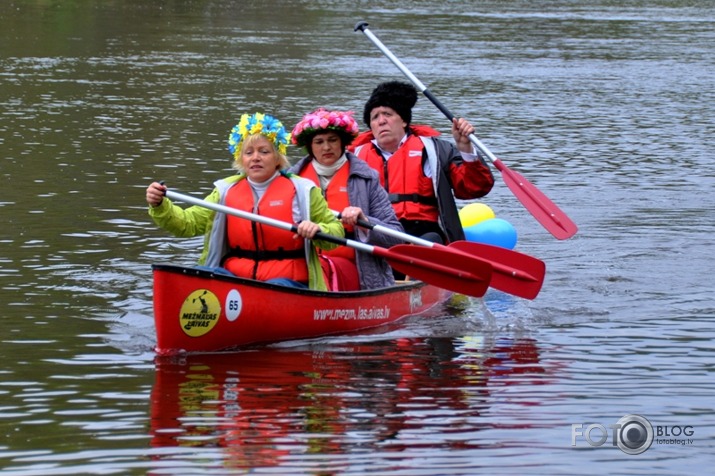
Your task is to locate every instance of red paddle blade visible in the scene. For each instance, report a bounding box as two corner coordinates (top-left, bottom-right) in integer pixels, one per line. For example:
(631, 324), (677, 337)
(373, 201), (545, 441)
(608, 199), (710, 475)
(448, 241), (546, 300)
(374, 244), (492, 298)
(493, 159), (578, 240)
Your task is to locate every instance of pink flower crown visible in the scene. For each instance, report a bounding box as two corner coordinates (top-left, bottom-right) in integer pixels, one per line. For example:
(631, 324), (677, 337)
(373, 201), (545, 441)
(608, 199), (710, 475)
(291, 108), (360, 148)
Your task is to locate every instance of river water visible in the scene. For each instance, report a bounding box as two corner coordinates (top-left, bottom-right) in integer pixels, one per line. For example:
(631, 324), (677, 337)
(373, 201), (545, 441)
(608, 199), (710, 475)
(1, 1), (713, 474)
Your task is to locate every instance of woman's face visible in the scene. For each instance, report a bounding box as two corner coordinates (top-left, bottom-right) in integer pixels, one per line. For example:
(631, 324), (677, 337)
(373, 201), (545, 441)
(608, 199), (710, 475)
(310, 131), (343, 166)
(241, 136), (279, 182)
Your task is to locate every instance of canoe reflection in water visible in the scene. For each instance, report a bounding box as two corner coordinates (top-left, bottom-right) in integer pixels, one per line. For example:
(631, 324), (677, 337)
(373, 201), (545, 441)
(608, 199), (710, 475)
(149, 336), (551, 469)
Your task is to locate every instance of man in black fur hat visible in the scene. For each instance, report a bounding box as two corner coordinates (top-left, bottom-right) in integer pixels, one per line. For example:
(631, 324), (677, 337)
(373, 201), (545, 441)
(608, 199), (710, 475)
(351, 81), (494, 244)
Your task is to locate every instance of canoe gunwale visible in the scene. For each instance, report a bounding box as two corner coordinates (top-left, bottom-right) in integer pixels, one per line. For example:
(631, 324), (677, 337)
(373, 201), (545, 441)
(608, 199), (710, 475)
(151, 263), (429, 297)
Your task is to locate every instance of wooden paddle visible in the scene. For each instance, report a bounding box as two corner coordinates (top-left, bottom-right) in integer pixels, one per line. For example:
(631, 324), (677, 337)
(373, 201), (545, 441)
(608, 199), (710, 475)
(339, 213), (545, 300)
(354, 21), (578, 241)
(164, 189), (492, 298)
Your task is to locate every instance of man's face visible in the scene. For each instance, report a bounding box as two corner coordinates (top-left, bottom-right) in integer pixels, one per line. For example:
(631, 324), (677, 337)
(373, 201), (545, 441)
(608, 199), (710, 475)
(368, 106), (407, 153)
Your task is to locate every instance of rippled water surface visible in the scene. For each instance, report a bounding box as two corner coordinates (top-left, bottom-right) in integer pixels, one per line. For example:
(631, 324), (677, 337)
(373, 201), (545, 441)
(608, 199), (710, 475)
(1, 1), (713, 474)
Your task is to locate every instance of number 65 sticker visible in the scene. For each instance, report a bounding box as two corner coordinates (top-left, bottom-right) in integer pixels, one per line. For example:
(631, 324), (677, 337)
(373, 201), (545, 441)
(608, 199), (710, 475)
(225, 289), (243, 322)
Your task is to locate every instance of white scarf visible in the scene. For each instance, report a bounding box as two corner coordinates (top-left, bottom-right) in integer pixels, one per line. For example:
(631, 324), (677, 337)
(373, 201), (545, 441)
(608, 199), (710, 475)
(247, 171), (280, 210)
(310, 154), (348, 190)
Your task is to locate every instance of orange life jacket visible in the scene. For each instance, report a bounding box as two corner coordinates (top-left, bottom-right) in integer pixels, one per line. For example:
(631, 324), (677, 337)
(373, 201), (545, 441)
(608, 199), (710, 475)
(299, 161), (355, 261)
(222, 177), (308, 283)
(354, 134), (439, 222)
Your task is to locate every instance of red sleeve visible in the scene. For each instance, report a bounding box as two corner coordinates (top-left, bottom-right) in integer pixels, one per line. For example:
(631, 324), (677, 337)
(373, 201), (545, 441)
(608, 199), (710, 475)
(448, 160), (495, 199)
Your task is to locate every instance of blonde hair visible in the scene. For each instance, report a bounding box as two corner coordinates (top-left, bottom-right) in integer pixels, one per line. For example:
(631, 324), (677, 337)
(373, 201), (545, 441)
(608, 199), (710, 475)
(232, 133), (291, 173)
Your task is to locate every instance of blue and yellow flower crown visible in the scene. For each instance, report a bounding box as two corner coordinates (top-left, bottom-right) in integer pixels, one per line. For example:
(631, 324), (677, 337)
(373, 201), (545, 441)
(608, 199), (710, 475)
(227, 112), (291, 158)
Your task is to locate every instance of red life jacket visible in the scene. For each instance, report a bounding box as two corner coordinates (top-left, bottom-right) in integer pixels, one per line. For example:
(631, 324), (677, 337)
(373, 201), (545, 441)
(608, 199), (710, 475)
(354, 134), (439, 222)
(222, 177), (308, 283)
(299, 161), (355, 261)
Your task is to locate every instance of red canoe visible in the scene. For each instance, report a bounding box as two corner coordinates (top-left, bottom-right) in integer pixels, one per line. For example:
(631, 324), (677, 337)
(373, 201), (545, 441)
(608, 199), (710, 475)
(153, 264), (453, 355)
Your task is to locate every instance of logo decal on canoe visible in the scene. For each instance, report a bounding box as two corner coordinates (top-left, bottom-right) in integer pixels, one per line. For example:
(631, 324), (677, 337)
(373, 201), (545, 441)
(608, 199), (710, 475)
(179, 289), (220, 337)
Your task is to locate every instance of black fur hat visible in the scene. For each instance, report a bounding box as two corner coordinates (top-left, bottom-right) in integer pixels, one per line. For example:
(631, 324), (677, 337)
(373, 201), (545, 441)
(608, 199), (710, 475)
(362, 81), (418, 126)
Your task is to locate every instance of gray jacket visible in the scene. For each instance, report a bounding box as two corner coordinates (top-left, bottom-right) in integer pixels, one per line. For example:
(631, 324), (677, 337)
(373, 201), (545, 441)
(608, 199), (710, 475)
(290, 152), (404, 289)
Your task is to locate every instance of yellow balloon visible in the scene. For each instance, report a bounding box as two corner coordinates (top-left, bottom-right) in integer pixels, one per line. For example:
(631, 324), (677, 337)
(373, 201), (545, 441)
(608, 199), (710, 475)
(459, 203), (496, 228)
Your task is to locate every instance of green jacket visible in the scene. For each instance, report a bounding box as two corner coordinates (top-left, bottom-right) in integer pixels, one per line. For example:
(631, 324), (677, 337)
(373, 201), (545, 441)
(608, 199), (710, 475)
(148, 172), (344, 291)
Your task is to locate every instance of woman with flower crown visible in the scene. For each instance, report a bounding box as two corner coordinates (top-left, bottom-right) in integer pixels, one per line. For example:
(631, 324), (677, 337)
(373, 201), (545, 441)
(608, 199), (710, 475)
(145, 112), (344, 290)
(289, 108), (403, 290)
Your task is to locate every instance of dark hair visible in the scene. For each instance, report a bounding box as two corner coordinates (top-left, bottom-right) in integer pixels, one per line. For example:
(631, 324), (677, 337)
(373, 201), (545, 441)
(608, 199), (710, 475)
(306, 129), (355, 156)
(363, 81), (418, 126)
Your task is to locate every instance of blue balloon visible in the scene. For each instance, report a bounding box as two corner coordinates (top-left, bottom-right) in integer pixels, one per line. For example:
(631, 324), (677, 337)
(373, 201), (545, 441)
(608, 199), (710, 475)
(463, 218), (518, 250)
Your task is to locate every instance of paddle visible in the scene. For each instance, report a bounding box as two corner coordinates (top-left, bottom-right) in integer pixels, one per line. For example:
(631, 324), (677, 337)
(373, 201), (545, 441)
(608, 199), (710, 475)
(338, 212), (545, 300)
(163, 189), (492, 298)
(354, 21), (578, 241)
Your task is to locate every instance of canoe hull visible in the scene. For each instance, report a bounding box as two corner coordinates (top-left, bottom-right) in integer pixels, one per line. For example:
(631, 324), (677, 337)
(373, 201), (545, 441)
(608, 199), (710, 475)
(153, 265), (452, 355)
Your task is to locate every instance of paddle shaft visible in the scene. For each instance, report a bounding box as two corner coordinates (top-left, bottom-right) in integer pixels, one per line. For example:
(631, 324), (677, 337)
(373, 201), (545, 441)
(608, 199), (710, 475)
(354, 21), (578, 240)
(342, 213), (544, 299)
(164, 189), (488, 287)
